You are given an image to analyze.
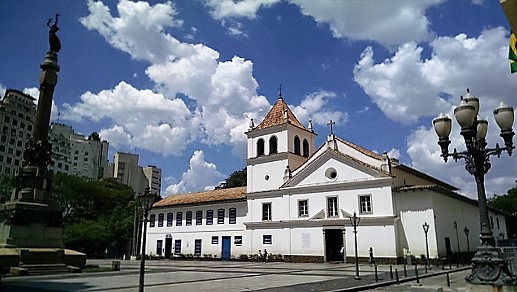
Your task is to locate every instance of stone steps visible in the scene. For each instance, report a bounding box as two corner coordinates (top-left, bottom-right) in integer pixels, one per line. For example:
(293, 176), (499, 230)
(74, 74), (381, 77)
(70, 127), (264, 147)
(11, 263), (80, 276)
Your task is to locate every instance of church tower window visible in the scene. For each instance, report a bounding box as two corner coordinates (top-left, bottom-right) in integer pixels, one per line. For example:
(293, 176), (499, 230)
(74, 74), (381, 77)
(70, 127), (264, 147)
(302, 139), (309, 157)
(294, 136), (301, 155)
(269, 136), (278, 154)
(257, 139), (265, 156)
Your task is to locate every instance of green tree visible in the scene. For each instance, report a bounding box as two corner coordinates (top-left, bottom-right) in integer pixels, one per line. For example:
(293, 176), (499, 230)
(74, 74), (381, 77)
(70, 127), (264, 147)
(488, 187), (517, 238)
(51, 174), (138, 258)
(88, 132), (101, 141)
(0, 175), (14, 202)
(216, 168), (246, 189)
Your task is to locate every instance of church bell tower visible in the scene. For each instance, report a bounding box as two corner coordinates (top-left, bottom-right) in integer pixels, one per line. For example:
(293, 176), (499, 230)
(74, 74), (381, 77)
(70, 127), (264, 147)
(245, 91), (316, 193)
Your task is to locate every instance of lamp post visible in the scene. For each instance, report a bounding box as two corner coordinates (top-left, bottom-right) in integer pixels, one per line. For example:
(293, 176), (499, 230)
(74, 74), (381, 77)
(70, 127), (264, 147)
(464, 227), (470, 253)
(432, 89), (516, 285)
(350, 212), (361, 280)
(137, 187), (156, 292)
(422, 222), (430, 267)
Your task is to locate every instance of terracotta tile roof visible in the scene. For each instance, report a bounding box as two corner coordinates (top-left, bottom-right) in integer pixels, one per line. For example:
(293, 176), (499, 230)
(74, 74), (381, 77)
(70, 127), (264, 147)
(335, 136), (383, 160)
(393, 165), (458, 191)
(153, 186), (247, 208)
(256, 97), (305, 130)
(393, 184), (498, 212)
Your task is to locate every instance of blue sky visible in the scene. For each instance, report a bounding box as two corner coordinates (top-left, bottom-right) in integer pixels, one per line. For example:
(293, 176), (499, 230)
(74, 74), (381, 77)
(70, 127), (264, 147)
(1, 0), (516, 198)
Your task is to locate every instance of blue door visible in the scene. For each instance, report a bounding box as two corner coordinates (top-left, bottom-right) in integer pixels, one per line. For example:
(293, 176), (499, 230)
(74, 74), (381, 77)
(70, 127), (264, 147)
(221, 236), (231, 261)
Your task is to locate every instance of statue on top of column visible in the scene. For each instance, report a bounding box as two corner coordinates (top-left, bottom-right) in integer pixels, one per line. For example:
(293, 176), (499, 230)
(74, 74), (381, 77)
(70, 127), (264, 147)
(47, 14), (61, 53)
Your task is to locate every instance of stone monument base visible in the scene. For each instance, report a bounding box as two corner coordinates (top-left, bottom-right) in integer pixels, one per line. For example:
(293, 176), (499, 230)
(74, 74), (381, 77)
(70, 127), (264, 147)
(0, 247), (86, 274)
(466, 283), (517, 292)
(0, 201), (64, 248)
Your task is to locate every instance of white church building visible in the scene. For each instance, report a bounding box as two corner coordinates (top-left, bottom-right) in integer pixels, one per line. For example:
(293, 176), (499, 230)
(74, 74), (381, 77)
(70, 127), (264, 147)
(146, 95), (508, 263)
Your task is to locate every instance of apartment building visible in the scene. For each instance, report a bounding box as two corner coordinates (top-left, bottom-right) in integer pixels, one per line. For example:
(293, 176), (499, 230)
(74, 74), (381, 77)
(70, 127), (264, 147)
(0, 89), (36, 176)
(143, 165), (162, 196)
(48, 123), (109, 179)
(105, 152), (162, 195)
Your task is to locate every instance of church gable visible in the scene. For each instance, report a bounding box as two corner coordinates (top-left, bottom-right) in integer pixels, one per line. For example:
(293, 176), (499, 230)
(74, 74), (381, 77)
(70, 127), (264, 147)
(283, 149), (389, 188)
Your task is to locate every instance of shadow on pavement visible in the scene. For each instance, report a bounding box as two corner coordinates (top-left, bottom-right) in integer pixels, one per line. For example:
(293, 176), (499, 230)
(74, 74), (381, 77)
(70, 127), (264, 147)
(2, 279), (95, 292)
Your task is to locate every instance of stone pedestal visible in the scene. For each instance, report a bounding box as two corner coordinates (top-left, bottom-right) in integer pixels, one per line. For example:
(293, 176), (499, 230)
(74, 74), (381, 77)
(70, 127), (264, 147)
(0, 202), (63, 248)
(466, 283), (517, 292)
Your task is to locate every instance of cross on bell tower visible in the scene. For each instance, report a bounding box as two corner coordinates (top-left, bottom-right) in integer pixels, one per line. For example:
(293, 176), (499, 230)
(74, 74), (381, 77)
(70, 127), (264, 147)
(327, 119), (335, 135)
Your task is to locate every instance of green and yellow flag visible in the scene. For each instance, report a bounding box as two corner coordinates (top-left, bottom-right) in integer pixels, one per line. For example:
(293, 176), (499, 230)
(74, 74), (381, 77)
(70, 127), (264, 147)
(510, 31), (517, 73)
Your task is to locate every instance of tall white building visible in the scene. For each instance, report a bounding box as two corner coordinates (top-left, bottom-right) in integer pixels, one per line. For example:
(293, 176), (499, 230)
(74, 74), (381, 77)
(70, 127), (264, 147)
(105, 152), (162, 195)
(146, 94), (509, 263)
(144, 165), (162, 196)
(0, 89), (36, 177)
(48, 123), (109, 179)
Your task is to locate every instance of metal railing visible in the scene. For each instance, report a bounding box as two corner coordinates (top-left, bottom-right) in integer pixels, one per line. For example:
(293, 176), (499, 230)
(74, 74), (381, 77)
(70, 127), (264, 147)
(501, 247), (517, 276)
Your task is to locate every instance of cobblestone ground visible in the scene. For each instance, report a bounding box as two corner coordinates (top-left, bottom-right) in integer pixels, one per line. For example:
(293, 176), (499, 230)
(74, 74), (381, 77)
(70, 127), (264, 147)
(1, 259), (470, 292)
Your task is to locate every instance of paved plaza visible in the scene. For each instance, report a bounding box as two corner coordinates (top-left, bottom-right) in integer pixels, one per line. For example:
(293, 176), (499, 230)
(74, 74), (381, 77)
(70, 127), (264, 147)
(1, 259), (471, 292)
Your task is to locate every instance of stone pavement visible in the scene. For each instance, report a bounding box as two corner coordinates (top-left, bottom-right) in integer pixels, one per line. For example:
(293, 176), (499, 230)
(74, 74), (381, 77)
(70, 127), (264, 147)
(1, 259), (471, 291)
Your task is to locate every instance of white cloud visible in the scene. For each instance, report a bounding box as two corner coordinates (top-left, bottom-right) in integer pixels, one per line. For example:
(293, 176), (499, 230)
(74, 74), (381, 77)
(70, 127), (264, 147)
(184, 26), (198, 40)
(222, 20), (248, 38)
(202, 0), (280, 36)
(164, 150), (225, 195)
(387, 148), (401, 160)
(74, 1), (273, 158)
(73, 0), (424, 196)
(0, 83), (6, 97)
(62, 81), (197, 156)
(357, 106), (370, 114)
(290, 0), (444, 47)
(23, 87), (39, 101)
(406, 118), (517, 199)
(202, 0), (442, 47)
(23, 87), (60, 122)
(354, 27), (516, 125)
(203, 0), (281, 20)
(80, 0), (186, 64)
(352, 27), (517, 197)
(291, 90), (348, 127)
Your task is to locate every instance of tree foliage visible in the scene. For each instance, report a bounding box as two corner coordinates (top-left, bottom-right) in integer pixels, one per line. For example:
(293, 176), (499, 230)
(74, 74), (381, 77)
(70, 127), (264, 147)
(0, 175), (14, 201)
(216, 168), (246, 189)
(488, 187), (517, 238)
(51, 173), (138, 257)
(88, 132), (101, 141)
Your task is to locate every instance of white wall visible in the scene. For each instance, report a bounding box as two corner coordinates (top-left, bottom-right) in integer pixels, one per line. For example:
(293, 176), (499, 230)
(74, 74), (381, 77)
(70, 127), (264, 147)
(395, 189), (509, 259)
(393, 190), (435, 258)
(146, 201), (248, 257)
(345, 225), (397, 258)
(298, 159), (372, 186)
(247, 160), (288, 193)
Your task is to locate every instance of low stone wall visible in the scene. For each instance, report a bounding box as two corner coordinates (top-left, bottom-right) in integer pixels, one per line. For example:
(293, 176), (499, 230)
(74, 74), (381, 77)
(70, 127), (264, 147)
(345, 256), (402, 265)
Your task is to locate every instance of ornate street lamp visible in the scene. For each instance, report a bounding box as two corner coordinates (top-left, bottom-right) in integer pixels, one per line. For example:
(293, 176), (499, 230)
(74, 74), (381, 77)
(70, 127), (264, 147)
(138, 187), (157, 292)
(350, 212), (361, 280)
(432, 89), (516, 285)
(464, 227), (470, 253)
(422, 222), (430, 267)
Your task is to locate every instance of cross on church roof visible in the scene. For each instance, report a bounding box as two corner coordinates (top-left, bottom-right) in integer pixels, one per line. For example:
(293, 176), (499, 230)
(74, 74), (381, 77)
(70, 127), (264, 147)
(278, 84), (283, 99)
(327, 119), (335, 135)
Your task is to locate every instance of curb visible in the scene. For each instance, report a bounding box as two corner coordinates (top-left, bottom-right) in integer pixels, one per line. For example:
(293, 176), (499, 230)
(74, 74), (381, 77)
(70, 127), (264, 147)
(328, 266), (471, 292)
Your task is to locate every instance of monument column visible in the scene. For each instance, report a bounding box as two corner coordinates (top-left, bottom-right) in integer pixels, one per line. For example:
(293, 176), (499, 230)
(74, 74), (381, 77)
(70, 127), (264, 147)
(0, 15), (85, 272)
